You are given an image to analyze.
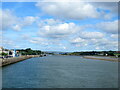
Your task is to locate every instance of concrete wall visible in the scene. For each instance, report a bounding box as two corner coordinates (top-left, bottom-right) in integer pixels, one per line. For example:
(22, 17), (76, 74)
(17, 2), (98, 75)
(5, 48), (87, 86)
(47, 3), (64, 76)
(0, 55), (40, 67)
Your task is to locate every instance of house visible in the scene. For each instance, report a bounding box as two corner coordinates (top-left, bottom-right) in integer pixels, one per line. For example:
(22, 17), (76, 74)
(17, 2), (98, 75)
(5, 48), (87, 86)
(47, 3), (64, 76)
(0, 47), (21, 58)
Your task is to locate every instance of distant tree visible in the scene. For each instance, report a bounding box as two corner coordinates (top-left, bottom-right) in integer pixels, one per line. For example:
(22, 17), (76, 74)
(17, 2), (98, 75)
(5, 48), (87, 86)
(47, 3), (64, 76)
(18, 48), (42, 55)
(107, 50), (114, 56)
(26, 48), (32, 52)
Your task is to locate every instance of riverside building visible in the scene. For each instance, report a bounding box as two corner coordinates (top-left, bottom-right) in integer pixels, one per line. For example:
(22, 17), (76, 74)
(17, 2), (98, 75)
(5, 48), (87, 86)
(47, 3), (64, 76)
(0, 47), (21, 58)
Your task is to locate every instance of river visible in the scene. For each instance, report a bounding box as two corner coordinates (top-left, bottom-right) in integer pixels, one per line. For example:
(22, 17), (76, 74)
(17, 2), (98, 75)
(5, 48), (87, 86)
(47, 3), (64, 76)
(2, 55), (118, 88)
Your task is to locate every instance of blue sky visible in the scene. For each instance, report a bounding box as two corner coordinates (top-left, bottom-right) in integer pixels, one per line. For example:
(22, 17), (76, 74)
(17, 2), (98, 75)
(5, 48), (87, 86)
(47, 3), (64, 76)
(1, 1), (118, 52)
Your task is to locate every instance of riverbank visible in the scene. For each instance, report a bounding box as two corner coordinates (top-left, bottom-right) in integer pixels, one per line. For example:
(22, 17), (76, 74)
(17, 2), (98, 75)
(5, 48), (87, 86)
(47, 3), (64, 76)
(83, 56), (119, 62)
(0, 55), (41, 67)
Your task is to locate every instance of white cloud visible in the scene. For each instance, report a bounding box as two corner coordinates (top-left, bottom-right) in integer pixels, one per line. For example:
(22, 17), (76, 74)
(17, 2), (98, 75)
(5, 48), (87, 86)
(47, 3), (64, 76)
(12, 24), (21, 31)
(29, 37), (48, 45)
(36, 2), (100, 20)
(29, 36), (62, 46)
(71, 37), (85, 43)
(96, 20), (118, 34)
(38, 19), (81, 39)
(110, 34), (118, 39)
(36, 2), (117, 20)
(90, 38), (118, 50)
(12, 16), (38, 31)
(0, 9), (17, 30)
(93, 39), (118, 50)
(70, 37), (88, 47)
(103, 13), (112, 20)
(41, 18), (62, 25)
(69, 34), (118, 50)
(1, 9), (38, 31)
(36, 18), (118, 50)
(80, 31), (104, 39)
(23, 16), (38, 25)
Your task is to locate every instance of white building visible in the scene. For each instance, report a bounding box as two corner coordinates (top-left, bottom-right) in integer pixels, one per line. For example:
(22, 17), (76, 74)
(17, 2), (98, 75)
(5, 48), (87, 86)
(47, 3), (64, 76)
(0, 47), (21, 57)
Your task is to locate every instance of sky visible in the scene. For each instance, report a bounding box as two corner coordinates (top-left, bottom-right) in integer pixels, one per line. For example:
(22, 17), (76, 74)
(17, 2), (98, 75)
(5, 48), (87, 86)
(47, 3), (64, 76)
(0, 1), (119, 52)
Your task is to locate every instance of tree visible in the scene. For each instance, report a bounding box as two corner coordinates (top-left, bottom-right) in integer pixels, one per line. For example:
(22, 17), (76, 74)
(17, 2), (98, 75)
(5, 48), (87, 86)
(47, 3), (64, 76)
(1, 52), (8, 56)
(107, 50), (114, 56)
(18, 48), (42, 55)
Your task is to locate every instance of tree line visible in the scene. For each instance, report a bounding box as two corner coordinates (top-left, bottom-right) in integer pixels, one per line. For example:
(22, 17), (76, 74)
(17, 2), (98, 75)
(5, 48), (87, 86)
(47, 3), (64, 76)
(17, 48), (42, 55)
(62, 51), (120, 57)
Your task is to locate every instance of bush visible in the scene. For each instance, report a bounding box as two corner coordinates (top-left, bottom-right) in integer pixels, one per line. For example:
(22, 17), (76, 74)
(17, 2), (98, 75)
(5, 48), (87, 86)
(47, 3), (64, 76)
(1, 52), (8, 56)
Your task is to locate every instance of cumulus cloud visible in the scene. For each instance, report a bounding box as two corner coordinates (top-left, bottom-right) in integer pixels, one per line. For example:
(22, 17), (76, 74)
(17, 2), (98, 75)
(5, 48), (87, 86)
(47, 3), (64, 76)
(0, 9), (17, 30)
(38, 19), (81, 39)
(29, 37), (49, 45)
(1, 9), (38, 31)
(1, 2), (118, 51)
(89, 38), (118, 50)
(96, 20), (118, 34)
(70, 37), (88, 47)
(36, 2), (100, 20)
(36, 1), (117, 20)
(71, 37), (85, 44)
(12, 16), (39, 31)
(69, 32), (118, 50)
(29, 36), (65, 47)
(35, 18), (118, 50)
(80, 31), (104, 39)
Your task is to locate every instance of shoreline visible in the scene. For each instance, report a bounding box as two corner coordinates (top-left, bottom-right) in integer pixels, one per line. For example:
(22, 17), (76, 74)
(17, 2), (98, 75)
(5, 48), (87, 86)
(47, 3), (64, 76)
(0, 55), (41, 67)
(0, 55), (119, 67)
(83, 56), (119, 62)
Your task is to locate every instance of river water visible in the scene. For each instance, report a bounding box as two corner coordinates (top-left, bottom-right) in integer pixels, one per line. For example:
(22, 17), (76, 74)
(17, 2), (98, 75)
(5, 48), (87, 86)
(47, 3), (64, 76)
(2, 55), (118, 88)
